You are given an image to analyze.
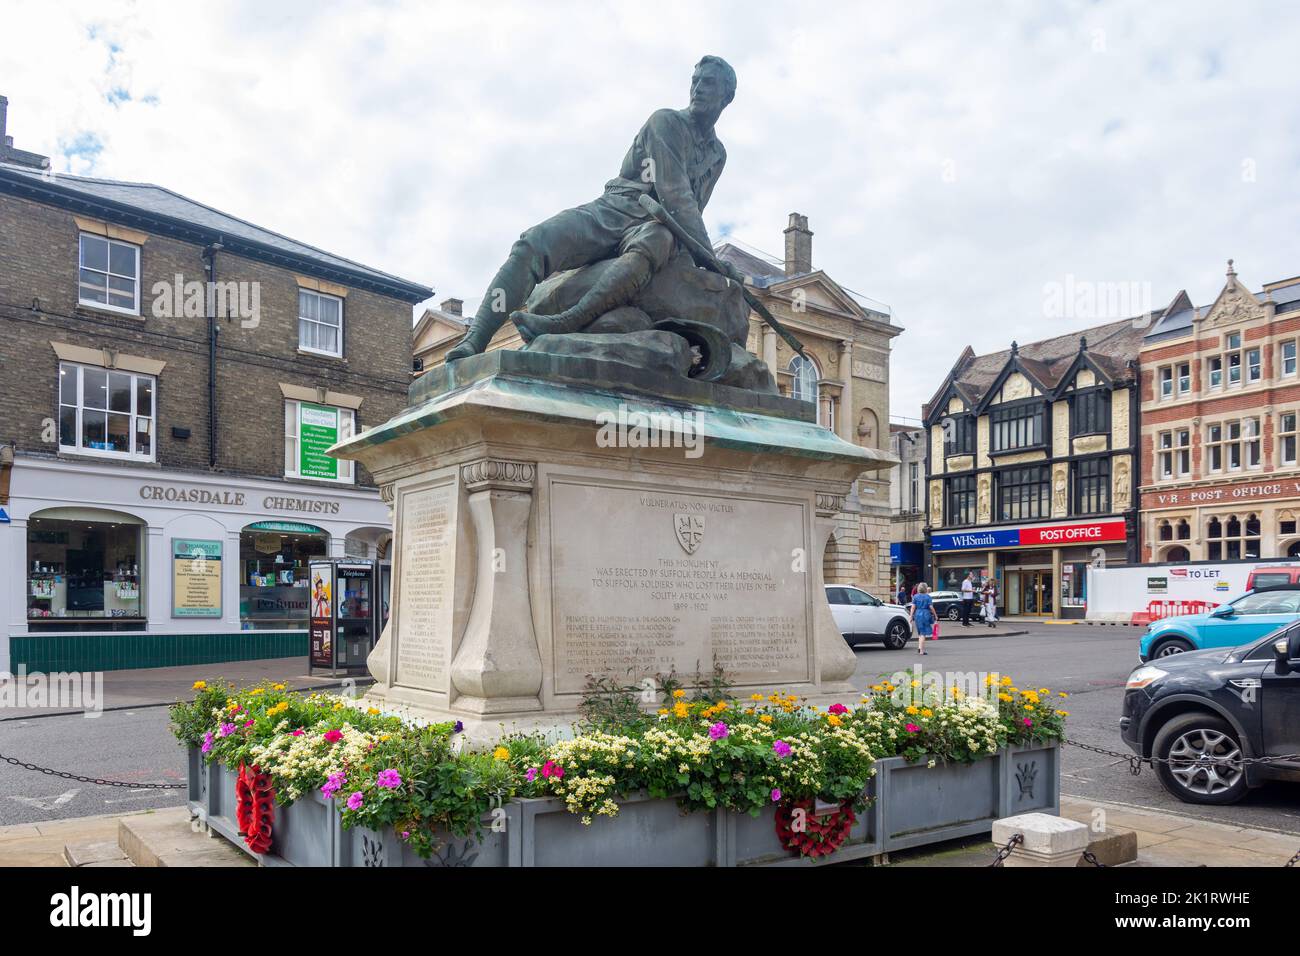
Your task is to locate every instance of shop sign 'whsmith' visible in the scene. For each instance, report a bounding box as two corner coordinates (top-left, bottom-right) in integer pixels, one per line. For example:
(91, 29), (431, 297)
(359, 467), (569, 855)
(931, 519), (1126, 552)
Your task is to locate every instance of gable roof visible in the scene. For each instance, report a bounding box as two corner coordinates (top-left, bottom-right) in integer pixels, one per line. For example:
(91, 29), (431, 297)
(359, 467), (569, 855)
(0, 160), (432, 303)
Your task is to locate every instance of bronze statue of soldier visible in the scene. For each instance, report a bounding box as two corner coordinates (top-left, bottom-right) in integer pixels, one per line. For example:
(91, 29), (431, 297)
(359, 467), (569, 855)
(446, 55), (742, 361)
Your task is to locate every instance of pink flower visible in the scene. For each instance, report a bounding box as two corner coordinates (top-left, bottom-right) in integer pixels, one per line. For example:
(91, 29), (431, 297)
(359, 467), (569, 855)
(217, 722), (236, 738)
(321, 771), (347, 799)
(772, 740), (792, 759)
(828, 703), (849, 715)
(771, 788), (782, 802)
(526, 767), (538, 783)
(291, 729), (304, 737)
(906, 723), (920, 733)
(243, 719), (254, 728)
(376, 769), (402, 789)
(708, 722), (729, 740)
(541, 760), (564, 780)
(324, 729), (343, 744)
(201, 732), (214, 754)
(1023, 717), (1033, 727)
(346, 791), (364, 811)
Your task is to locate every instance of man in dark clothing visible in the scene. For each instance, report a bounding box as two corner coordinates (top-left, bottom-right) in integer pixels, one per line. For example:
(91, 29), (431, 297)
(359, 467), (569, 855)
(446, 56), (740, 359)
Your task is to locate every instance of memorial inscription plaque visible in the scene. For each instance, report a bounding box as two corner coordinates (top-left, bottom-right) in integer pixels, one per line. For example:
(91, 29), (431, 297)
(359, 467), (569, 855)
(393, 479), (457, 693)
(549, 480), (812, 695)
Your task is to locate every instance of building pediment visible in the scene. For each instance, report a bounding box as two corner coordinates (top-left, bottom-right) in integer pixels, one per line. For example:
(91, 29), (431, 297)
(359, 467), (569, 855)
(1200, 265), (1264, 330)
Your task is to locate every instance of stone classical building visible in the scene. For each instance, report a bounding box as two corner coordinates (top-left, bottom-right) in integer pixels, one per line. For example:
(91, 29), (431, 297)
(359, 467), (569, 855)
(716, 215), (901, 598)
(888, 423), (926, 595)
(0, 97), (431, 672)
(922, 319), (1142, 618)
(1139, 262), (1300, 562)
(416, 214), (902, 597)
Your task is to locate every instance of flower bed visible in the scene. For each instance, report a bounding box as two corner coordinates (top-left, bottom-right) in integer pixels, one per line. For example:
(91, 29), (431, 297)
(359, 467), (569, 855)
(173, 675), (1066, 867)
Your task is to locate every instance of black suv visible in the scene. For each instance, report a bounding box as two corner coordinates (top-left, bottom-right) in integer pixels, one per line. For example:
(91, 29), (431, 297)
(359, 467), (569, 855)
(1120, 622), (1300, 804)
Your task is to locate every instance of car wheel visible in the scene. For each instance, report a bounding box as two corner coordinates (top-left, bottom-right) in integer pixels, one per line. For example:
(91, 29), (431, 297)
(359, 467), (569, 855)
(882, 619), (910, 650)
(946, 605), (961, 621)
(1152, 713), (1249, 805)
(1153, 637), (1194, 658)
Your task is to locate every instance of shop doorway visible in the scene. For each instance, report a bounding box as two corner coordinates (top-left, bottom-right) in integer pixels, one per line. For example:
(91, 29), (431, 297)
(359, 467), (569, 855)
(1006, 570), (1053, 616)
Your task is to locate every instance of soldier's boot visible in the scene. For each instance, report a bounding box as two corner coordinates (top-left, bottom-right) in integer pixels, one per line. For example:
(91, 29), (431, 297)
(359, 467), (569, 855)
(446, 311), (506, 362)
(511, 250), (654, 344)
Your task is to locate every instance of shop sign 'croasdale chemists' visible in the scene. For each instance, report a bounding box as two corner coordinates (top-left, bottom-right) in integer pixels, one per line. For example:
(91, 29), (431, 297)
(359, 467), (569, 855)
(299, 403), (343, 480)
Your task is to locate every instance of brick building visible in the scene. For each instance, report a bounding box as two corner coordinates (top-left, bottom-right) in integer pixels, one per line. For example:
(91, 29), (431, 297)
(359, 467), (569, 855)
(0, 97), (431, 671)
(1139, 262), (1300, 563)
(887, 423), (926, 596)
(922, 320), (1142, 619)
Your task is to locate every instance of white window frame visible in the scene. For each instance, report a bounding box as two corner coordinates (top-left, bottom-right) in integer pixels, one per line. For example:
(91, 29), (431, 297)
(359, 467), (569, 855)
(297, 289), (345, 358)
(1206, 417), (1260, 474)
(1157, 428), (1190, 479)
(58, 362), (156, 462)
(78, 233), (141, 316)
(1281, 340), (1297, 379)
(1247, 347), (1262, 383)
(284, 400), (355, 484)
(1176, 360), (1191, 396)
(1280, 411), (1298, 467)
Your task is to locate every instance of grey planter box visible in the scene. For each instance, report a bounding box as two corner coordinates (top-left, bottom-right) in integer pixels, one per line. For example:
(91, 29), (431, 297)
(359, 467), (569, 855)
(186, 741), (1059, 867)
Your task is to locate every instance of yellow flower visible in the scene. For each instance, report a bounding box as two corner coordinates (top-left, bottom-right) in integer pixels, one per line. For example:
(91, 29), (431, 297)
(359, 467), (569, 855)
(906, 705), (919, 715)
(1058, 692), (1069, 698)
(715, 701), (728, 712)
(673, 702), (689, 718)
(672, 689), (686, 699)
(367, 707), (381, 715)
(1038, 688), (1049, 695)
(249, 688), (265, 696)
(226, 701), (240, 712)
(273, 683), (286, 691)
(921, 708), (933, 718)
(759, 714), (773, 724)
(744, 708), (755, 715)
(1000, 675), (1013, 686)
(910, 679), (921, 688)
(998, 693), (1013, 703)
(870, 684), (884, 692)
(1024, 705), (1035, 712)
(492, 746), (510, 761)
(379, 734), (390, 741)
(751, 693), (764, 701)
(192, 680), (207, 690)
(826, 714), (842, 727)
(657, 708), (668, 716)
(1055, 710), (1069, 717)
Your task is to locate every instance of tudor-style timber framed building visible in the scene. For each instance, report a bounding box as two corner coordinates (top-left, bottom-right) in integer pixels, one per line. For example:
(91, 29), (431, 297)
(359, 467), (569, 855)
(922, 319), (1142, 619)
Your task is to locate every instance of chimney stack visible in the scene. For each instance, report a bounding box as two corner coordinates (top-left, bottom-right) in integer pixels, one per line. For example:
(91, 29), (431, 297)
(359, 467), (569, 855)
(440, 297), (463, 316)
(0, 95), (51, 170)
(783, 213), (813, 276)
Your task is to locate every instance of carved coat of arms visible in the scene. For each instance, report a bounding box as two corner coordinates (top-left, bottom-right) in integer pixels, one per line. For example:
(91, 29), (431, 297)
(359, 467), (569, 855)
(674, 514), (705, 554)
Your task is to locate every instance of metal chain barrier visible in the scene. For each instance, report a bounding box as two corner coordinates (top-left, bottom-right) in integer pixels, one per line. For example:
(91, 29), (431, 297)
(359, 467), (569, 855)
(1080, 849), (1106, 867)
(0, 750), (185, 790)
(1063, 738), (1300, 776)
(989, 832), (1022, 867)
(1286, 847), (1300, 868)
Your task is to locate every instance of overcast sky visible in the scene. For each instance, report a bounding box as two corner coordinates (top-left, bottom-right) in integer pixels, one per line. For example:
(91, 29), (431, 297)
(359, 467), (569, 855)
(5, 0), (1299, 422)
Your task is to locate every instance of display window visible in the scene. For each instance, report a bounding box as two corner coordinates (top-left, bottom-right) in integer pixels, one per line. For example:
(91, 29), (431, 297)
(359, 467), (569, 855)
(27, 511), (144, 629)
(238, 522), (327, 630)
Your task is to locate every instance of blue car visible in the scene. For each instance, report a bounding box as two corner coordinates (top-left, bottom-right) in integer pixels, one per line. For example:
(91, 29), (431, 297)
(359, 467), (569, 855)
(1139, 585), (1300, 661)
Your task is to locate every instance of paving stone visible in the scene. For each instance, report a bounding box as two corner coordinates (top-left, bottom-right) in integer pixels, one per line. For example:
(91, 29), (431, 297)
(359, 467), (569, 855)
(1079, 828), (1138, 866)
(119, 810), (253, 868)
(64, 839), (128, 867)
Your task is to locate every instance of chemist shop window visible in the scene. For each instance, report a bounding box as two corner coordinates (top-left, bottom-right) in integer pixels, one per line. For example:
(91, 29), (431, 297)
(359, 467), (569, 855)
(26, 510), (144, 631)
(238, 523), (328, 630)
(59, 363), (155, 461)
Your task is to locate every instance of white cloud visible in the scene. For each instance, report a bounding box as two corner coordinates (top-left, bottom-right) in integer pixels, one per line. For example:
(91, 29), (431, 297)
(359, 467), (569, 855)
(4, 0), (1299, 421)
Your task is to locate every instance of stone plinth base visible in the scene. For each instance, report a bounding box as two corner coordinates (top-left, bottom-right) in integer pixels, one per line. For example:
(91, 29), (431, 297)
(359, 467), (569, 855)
(331, 350), (893, 735)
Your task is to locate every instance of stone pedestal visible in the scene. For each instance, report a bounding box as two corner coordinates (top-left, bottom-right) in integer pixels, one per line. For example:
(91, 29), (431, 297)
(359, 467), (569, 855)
(331, 349), (892, 738)
(991, 812), (1090, 867)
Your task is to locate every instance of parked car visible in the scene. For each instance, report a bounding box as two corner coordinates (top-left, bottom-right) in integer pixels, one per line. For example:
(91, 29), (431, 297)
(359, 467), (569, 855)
(1138, 585), (1300, 661)
(928, 590), (966, 621)
(824, 585), (912, 649)
(1121, 623), (1300, 804)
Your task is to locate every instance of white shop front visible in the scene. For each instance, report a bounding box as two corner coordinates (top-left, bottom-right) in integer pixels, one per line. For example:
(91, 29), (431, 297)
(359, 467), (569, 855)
(1, 457), (391, 672)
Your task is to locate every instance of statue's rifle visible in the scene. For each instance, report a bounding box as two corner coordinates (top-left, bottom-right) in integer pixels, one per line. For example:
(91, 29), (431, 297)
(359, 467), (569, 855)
(637, 194), (809, 361)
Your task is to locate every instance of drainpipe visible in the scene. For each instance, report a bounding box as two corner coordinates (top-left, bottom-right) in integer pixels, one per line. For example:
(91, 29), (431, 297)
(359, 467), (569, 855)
(1128, 363), (1140, 564)
(203, 242), (223, 468)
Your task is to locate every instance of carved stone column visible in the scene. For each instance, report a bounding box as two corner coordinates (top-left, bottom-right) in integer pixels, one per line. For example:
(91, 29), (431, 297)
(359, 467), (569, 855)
(366, 483), (397, 687)
(838, 340), (854, 442)
(814, 491), (857, 685)
(762, 325), (778, 374)
(448, 459), (543, 714)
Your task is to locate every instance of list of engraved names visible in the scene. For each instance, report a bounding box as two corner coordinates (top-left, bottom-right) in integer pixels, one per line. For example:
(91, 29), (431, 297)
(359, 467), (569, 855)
(395, 483), (454, 690)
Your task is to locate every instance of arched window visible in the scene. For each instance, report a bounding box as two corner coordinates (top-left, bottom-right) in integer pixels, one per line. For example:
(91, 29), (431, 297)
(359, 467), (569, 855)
(1158, 521), (1172, 542)
(1289, 541), (1300, 558)
(1165, 546), (1190, 562)
(788, 355), (820, 406)
(1206, 513), (1261, 560)
(1176, 519), (1190, 540)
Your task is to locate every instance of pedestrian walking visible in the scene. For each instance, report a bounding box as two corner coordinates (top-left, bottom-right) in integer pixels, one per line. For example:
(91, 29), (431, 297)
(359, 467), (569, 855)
(910, 582), (935, 655)
(959, 572), (975, 627)
(982, 577), (999, 627)
(897, 582), (909, 606)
